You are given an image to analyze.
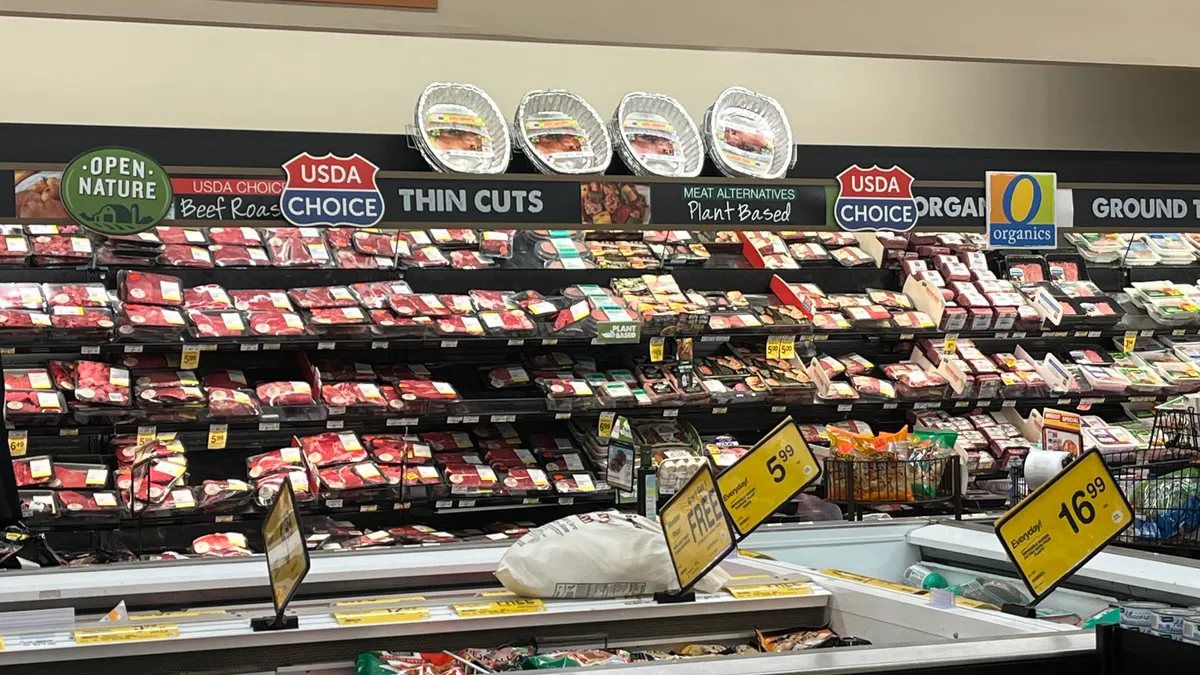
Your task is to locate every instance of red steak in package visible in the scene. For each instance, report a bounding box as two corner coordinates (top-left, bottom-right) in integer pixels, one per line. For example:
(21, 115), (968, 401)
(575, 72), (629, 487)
(208, 388), (261, 417)
(435, 316), (484, 336)
(289, 286), (358, 309)
(325, 227), (355, 249)
(51, 306), (116, 331)
(155, 226), (208, 245)
(0, 309), (51, 330)
(422, 431), (473, 452)
(5, 368), (52, 391)
(118, 271), (183, 306)
(320, 382), (387, 409)
(48, 361), (75, 390)
(352, 231), (408, 257)
(202, 370), (248, 389)
(58, 491), (120, 513)
(315, 360), (375, 382)
(255, 468), (315, 507)
(336, 250), (395, 270)
(479, 310), (535, 336)
(48, 463), (109, 489)
(502, 467), (551, 491)
(247, 447), (306, 479)
(247, 311), (307, 336)
(317, 462), (386, 490)
(444, 464), (498, 489)
(5, 390), (65, 416)
(309, 307), (368, 326)
(230, 289), (293, 312)
(265, 231), (330, 267)
(43, 282), (109, 308)
(450, 250), (495, 269)
(75, 361), (131, 406)
(197, 479), (253, 510)
(136, 386), (206, 407)
(193, 532), (250, 557)
(350, 281), (412, 309)
(13, 457), (54, 487)
(468, 290), (516, 312)
(119, 304), (186, 329)
(134, 370), (199, 388)
(31, 235), (92, 260)
(397, 380), (459, 401)
(0, 283), (44, 309)
(158, 245), (214, 269)
(363, 435), (432, 464)
(210, 245), (271, 267)
(256, 381), (315, 406)
(207, 226), (263, 246)
(188, 310), (248, 338)
(380, 464), (441, 486)
(297, 432), (367, 467)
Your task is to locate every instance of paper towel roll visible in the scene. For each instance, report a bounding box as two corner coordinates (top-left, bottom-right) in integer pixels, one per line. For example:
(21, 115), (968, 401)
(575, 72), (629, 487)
(1024, 450), (1072, 489)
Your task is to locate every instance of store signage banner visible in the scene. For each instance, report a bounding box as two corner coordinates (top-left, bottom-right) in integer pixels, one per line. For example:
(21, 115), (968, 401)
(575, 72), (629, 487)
(1071, 188), (1200, 228)
(833, 165), (919, 232)
(985, 171), (1057, 249)
(58, 148), (174, 235)
(912, 187), (986, 227)
(170, 177), (284, 221)
(383, 178), (583, 224)
(649, 183), (825, 227)
(281, 153), (384, 227)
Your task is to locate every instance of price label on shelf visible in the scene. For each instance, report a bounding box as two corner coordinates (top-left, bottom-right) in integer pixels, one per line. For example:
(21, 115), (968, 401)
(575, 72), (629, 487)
(207, 424), (228, 450)
(1173, 329), (1187, 337)
(81, 345), (101, 355)
(883, 402), (899, 410)
(597, 411), (615, 438)
(995, 450), (1132, 601)
(462, 415), (480, 424)
(334, 608), (431, 626)
(8, 430), (27, 457)
(453, 599), (545, 618)
(716, 418), (821, 537)
(263, 342), (281, 351)
(371, 341), (389, 350)
(74, 624), (179, 645)
(712, 407), (728, 415)
(1122, 331), (1138, 353)
(765, 335), (796, 360)
(898, 333), (915, 340)
(327, 420), (345, 430)
(942, 333), (958, 354)
(837, 404), (853, 412)
(124, 344), (143, 354)
(555, 412), (572, 420)
(649, 337), (665, 363)
(660, 464), (736, 592)
(259, 422), (280, 432)
(662, 409), (679, 418)
(240, 343), (259, 352)
(136, 426), (157, 446)
(317, 342), (336, 350)
(506, 338), (525, 346)
(727, 582), (816, 599)
(441, 340), (458, 348)
(770, 405), (787, 413)
(541, 338), (558, 346)
(490, 415), (516, 423)
(180, 345), (201, 370)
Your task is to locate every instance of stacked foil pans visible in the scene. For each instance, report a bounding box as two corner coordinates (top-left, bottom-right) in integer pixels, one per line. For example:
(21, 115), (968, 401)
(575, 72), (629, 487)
(414, 83), (510, 174)
(703, 86), (793, 179)
(515, 90), (612, 175)
(612, 92), (703, 178)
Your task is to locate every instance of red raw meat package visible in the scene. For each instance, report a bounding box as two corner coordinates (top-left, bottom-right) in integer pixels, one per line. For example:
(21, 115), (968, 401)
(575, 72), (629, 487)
(336, 250), (395, 270)
(289, 286), (358, 309)
(58, 490), (120, 513)
(309, 306), (368, 326)
(315, 360), (375, 381)
(479, 230), (515, 257)
(479, 310), (535, 335)
(265, 231), (330, 267)
(254, 468), (315, 507)
(118, 271), (183, 306)
(422, 431), (473, 451)
(208, 388), (261, 417)
(317, 462), (386, 490)
(48, 361), (75, 390)
(247, 447), (306, 479)
(136, 385), (207, 407)
(118, 353), (175, 370)
(114, 438), (184, 466)
(182, 284), (233, 310)
(155, 226), (208, 245)
(192, 533), (250, 557)
(438, 295), (475, 314)
(43, 282), (109, 308)
(159, 245), (214, 269)
(202, 370), (249, 388)
(325, 227), (355, 249)
(116, 457), (187, 495)
(50, 306), (115, 331)
(379, 464), (441, 486)
(299, 431), (367, 467)
(13, 457), (54, 487)
(211, 245), (272, 267)
(188, 310), (248, 338)
(5, 390), (65, 415)
(197, 479), (253, 510)
(0, 233), (29, 259)
(404, 246), (450, 268)
(435, 316), (484, 336)
(320, 382), (388, 409)
(31, 235), (92, 259)
(443, 464), (498, 488)
(134, 370), (199, 388)
(74, 361), (131, 406)
(207, 226), (263, 246)
(119, 304), (186, 329)
(350, 281), (412, 309)
(450, 250), (495, 269)
(396, 380), (459, 401)
(486, 448), (537, 471)
(48, 463), (109, 489)
(231, 289), (293, 312)
(247, 311), (307, 336)
(5, 368), (53, 391)
(468, 290), (516, 312)
(0, 309), (51, 330)
(352, 231), (408, 257)
(363, 434), (432, 464)
(0, 283), (45, 309)
(502, 467), (551, 491)
(256, 381), (315, 406)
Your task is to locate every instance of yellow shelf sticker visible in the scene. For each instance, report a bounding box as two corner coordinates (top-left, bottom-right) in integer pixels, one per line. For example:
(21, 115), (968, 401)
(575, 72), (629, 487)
(334, 608), (431, 626)
(74, 624), (179, 645)
(660, 463), (736, 591)
(820, 569), (924, 594)
(996, 449), (1132, 600)
(649, 336), (665, 363)
(727, 582), (815, 599)
(334, 595), (426, 607)
(180, 344), (201, 370)
(765, 335), (796, 360)
(207, 424), (228, 450)
(718, 418), (821, 536)
(480, 590), (518, 598)
(128, 609), (227, 620)
(453, 599), (545, 617)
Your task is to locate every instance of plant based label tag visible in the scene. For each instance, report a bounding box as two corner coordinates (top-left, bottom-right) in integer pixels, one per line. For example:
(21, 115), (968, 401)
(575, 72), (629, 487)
(717, 417), (821, 536)
(60, 148), (173, 235)
(281, 153), (384, 227)
(595, 320), (641, 344)
(834, 165), (919, 232)
(995, 450), (1132, 601)
(985, 171), (1058, 249)
(661, 463), (736, 592)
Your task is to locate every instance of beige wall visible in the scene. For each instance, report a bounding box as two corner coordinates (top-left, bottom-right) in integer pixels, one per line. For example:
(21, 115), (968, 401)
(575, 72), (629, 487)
(2, 16), (1199, 152)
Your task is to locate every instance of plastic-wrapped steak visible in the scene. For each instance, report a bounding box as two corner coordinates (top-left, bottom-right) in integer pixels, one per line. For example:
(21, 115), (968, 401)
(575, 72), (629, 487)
(155, 226), (208, 245)
(317, 462), (386, 490)
(0, 283), (44, 309)
(255, 381), (315, 406)
(211, 245), (271, 267)
(289, 286), (358, 309)
(207, 226), (263, 246)
(350, 281), (412, 309)
(450, 250), (495, 269)
(230, 289), (293, 312)
(50, 306), (115, 333)
(43, 282), (109, 308)
(183, 284), (233, 310)
(247, 311), (307, 336)
(479, 310), (536, 336)
(118, 271), (183, 306)
(320, 382), (388, 410)
(197, 479), (254, 511)
(336, 250), (395, 270)
(208, 388), (262, 417)
(187, 310), (248, 338)
(299, 431), (368, 467)
(31, 235), (92, 260)
(265, 232), (330, 267)
(158, 245), (214, 269)
(247, 448), (305, 479)
(75, 361), (132, 406)
(136, 385), (206, 407)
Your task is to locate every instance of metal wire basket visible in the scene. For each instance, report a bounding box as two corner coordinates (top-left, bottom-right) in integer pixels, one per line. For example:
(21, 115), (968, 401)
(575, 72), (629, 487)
(825, 455), (962, 521)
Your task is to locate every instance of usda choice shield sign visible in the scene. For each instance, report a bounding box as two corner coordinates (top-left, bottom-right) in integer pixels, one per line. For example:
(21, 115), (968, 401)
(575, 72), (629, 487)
(834, 165), (919, 232)
(986, 172), (1057, 249)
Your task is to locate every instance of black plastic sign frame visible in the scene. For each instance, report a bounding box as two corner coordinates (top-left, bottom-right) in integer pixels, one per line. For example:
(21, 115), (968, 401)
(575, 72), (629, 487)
(659, 461), (737, 595)
(257, 478), (310, 630)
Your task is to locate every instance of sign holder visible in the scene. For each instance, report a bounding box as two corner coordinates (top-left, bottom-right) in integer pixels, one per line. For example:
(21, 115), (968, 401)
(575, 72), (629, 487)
(252, 478), (310, 631)
(658, 462), (736, 603)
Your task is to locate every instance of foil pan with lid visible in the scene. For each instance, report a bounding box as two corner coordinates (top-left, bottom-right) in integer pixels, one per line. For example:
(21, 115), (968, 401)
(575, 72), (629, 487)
(515, 90), (611, 175)
(612, 92), (703, 178)
(703, 86), (792, 179)
(414, 83), (510, 174)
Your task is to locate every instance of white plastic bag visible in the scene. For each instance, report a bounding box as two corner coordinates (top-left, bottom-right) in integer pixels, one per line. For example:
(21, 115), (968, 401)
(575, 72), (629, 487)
(495, 511), (729, 598)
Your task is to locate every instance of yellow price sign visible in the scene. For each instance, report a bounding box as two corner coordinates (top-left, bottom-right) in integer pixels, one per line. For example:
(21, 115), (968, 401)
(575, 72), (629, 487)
(819, 569), (924, 594)
(334, 595), (426, 607)
(649, 337), (665, 363)
(995, 449), (1133, 601)
(263, 478), (310, 616)
(1122, 331), (1137, 353)
(727, 582), (815, 599)
(453, 599), (545, 617)
(181, 344), (201, 370)
(480, 590), (517, 598)
(8, 430), (27, 457)
(74, 624), (179, 645)
(136, 426), (157, 446)
(765, 335), (796, 360)
(334, 608), (431, 626)
(597, 411), (615, 439)
(129, 609), (227, 620)
(942, 333), (958, 355)
(661, 462), (736, 592)
(717, 417), (822, 536)
(207, 424), (228, 450)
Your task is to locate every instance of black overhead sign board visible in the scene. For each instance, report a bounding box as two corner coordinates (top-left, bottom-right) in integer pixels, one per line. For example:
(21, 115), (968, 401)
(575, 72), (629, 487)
(1072, 189), (1200, 228)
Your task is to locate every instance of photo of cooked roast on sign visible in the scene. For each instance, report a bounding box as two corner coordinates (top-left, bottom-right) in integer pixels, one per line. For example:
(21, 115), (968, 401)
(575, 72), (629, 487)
(15, 171), (69, 219)
(580, 182), (651, 226)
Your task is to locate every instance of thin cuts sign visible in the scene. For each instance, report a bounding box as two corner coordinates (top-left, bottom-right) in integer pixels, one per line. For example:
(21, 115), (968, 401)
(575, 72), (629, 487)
(834, 165), (919, 232)
(280, 153), (384, 227)
(60, 147), (174, 235)
(986, 171), (1057, 249)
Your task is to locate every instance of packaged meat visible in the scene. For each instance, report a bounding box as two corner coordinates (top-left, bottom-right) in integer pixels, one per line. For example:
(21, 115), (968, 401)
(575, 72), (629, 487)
(58, 490), (120, 513)
(404, 245), (450, 268)
(443, 464), (498, 489)
(450, 250), (495, 269)
(0, 283), (45, 309)
(321, 382), (388, 410)
(364, 435), (433, 464)
(42, 283), (108, 308)
(479, 230), (515, 258)
(155, 226), (208, 245)
(550, 472), (598, 493)
(31, 235), (92, 261)
(467, 290), (516, 312)
(158, 244), (214, 268)
(48, 361), (75, 390)
(48, 463), (109, 489)
(247, 447), (306, 479)
(379, 464), (441, 486)
(192, 533), (250, 557)
(230, 289), (294, 312)
(117, 271), (183, 307)
(202, 370), (249, 389)
(434, 315), (484, 336)
(0, 233), (29, 261)
(265, 231), (331, 267)
(116, 458), (187, 501)
(429, 228), (478, 247)
(208, 388), (262, 417)
(325, 227), (355, 250)
(182, 284), (233, 311)
(479, 310), (536, 336)
(4, 368), (53, 391)
(208, 227), (263, 246)
(136, 385), (207, 407)
(397, 380), (459, 401)
(0, 309), (51, 335)
(298, 432), (368, 467)
(502, 467), (552, 491)
(74, 361), (131, 406)
(247, 311), (307, 336)
(850, 376), (897, 400)
(289, 286), (358, 309)
(422, 431), (474, 451)
(352, 231), (409, 258)
(317, 462), (386, 490)
(309, 306), (369, 326)
(315, 360), (375, 382)
(350, 281), (412, 309)
(134, 370), (200, 388)
(256, 381), (315, 406)
(117, 304), (186, 331)
(255, 468), (315, 507)
(210, 245), (272, 267)
(187, 310), (248, 339)
(13, 457), (54, 487)
(197, 479), (254, 511)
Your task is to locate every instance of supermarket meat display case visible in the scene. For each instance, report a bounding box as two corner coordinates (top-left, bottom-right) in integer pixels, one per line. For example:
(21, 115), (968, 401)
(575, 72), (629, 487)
(5, 121), (1200, 673)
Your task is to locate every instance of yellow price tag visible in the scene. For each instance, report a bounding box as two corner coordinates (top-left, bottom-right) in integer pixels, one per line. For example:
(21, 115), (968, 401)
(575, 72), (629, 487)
(1122, 331), (1137, 353)
(8, 430), (27, 457)
(207, 424), (228, 450)
(129, 609), (227, 620)
(765, 335), (796, 360)
(181, 345), (201, 370)
(660, 463), (736, 591)
(334, 595), (426, 607)
(597, 411), (615, 439)
(0, 636), (4, 651)
(74, 624), (179, 645)
(995, 449), (1133, 601)
(942, 334), (958, 354)
(480, 590), (517, 597)
(136, 426), (157, 446)
(334, 608), (431, 626)
(717, 417), (821, 536)
(649, 337), (665, 363)
(820, 569), (924, 594)
(453, 599), (545, 617)
(727, 582), (815, 599)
